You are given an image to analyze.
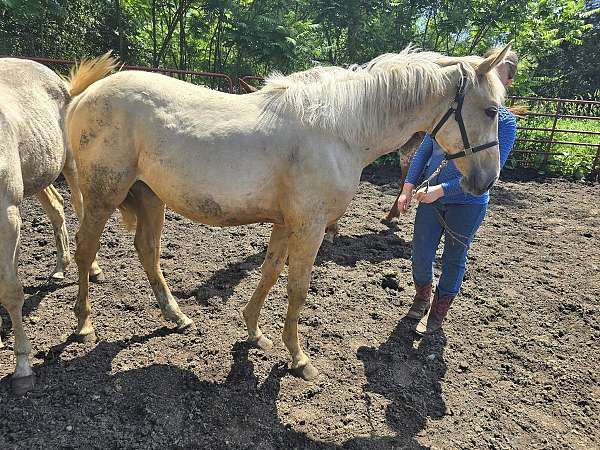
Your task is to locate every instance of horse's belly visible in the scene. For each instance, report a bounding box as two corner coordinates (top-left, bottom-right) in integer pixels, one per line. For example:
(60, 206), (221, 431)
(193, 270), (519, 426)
(19, 124), (65, 196)
(172, 201), (283, 227)
(21, 152), (64, 197)
(141, 176), (283, 227)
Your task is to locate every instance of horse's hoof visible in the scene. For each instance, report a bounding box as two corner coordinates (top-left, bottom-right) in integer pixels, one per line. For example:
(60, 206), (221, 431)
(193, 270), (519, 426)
(291, 361), (319, 381)
(50, 271), (65, 281)
(11, 374), (35, 396)
(249, 334), (273, 351)
(89, 271), (105, 283)
(71, 330), (97, 343)
(176, 317), (195, 333)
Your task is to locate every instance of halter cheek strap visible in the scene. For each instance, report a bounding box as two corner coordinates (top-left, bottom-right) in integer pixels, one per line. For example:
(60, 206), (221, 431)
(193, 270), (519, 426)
(429, 73), (498, 161)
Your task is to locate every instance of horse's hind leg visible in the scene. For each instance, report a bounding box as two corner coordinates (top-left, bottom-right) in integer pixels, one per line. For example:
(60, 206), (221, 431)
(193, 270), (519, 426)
(37, 185), (71, 280)
(72, 203), (113, 342)
(62, 153), (103, 282)
(128, 182), (193, 330)
(242, 224), (290, 350)
(0, 203), (35, 394)
(283, 222), (326, 381)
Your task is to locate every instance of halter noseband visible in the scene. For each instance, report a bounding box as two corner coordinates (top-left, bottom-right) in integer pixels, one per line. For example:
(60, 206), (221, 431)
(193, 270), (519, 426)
(430, 72), (498, 161)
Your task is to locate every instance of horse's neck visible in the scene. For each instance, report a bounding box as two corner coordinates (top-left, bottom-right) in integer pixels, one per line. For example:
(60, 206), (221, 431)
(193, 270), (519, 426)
(359, 96), (449, 168)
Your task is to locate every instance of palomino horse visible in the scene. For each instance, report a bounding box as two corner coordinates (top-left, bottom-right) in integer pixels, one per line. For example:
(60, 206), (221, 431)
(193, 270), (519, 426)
(66, 45), (511, 380)
(0, 56), (114, 393)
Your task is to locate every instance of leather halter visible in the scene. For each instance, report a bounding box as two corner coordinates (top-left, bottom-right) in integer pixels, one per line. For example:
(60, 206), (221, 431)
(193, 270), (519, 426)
(430, 72), (498, 161)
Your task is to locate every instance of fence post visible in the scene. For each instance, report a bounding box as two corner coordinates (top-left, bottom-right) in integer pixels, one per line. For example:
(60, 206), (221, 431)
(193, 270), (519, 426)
(591, 143), (600, 181)
(542, 100), (562, 170)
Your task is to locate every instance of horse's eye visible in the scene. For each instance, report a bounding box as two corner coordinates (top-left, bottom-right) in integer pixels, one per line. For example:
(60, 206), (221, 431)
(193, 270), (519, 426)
(485, 107), (498, 118)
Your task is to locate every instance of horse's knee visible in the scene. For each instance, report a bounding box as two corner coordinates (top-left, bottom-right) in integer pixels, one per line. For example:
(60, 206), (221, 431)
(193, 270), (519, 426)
(75, 227), (100, 261)
(0, 275), (24, 311)
(260, 263), (281, 286)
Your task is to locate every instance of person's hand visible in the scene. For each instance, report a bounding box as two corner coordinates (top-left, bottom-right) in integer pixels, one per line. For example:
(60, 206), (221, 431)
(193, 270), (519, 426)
(397, 182), (414, 214)
(415, 184), (444, 203)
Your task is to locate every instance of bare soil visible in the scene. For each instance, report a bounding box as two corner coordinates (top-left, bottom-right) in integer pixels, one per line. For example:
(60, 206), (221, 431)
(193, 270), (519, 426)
(1, 167), (599, 449)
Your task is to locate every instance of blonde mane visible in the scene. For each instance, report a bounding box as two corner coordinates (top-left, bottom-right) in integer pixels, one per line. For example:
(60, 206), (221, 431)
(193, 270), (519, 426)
(261, 47), (504, 145)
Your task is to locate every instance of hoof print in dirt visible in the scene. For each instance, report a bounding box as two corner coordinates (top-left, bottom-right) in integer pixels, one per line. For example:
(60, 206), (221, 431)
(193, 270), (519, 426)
(381, 269), (400, 290)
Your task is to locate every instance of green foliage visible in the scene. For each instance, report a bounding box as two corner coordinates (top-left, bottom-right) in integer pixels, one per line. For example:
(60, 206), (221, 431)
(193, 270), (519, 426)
(1, 0), (593, 84)
(1, 0), (596, 177)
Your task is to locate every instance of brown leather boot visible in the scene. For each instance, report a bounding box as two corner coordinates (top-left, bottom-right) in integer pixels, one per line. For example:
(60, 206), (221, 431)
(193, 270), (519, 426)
(406, 281), (433, 319)
(416, 288), (455, 335)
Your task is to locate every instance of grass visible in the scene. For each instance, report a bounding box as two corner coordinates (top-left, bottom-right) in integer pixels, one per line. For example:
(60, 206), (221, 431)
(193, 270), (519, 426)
(509, 115), (599, 179)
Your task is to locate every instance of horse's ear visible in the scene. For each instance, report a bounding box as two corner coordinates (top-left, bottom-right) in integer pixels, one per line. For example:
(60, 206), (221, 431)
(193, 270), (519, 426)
(475, 42), (512, 76)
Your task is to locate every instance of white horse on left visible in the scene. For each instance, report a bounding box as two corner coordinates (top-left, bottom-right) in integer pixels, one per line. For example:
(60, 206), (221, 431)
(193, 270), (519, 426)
(0, 54), (115, 394)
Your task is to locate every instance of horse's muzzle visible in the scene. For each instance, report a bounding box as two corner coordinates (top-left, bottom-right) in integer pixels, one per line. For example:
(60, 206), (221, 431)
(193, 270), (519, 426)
(461, 175), (498, 196)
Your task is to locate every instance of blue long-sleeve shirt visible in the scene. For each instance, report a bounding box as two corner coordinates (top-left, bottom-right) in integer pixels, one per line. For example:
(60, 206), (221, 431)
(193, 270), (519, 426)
(405, 105), (517, 205)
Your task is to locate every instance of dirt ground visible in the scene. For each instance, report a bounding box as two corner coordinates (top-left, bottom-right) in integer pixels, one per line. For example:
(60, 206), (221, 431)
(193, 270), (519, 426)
(0, 167), (598, 450)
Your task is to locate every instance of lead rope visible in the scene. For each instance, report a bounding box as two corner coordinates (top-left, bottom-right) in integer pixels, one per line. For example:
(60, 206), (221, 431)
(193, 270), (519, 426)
(412, 160), (470, 250)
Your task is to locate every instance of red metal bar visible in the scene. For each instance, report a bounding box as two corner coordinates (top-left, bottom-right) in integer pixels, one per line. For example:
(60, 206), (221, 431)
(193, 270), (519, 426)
(523, 111), (600, 120)
(0, 54), (234, 92)
(515, 138), (598, 147)
(542, 100), (563, 167)
(591, 144), (600, 180)
(240, 75), (264, 83)
(509, 96), (600, 106)
(511, 149), (594, 156)
(518, 126), (600, 136)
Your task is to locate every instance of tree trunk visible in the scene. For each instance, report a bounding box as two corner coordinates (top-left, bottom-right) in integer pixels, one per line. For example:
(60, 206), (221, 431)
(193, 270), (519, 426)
(152, 0), (157, 66)
(179, 7), (186, 74)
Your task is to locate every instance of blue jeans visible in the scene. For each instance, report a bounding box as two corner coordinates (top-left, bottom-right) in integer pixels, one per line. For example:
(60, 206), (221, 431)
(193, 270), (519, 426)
(412, 202), (487, 297)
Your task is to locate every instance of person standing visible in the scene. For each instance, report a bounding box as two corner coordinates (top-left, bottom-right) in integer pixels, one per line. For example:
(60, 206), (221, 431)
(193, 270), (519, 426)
(396, 48), (519, 335)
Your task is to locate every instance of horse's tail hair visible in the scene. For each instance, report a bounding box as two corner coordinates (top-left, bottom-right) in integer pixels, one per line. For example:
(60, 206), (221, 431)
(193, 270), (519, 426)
(67, 51), (119, 97)
(117, 191), (138, 232)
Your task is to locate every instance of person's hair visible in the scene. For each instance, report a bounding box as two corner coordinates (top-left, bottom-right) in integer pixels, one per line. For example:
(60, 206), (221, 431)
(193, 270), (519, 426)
(484, 47), (519, 80)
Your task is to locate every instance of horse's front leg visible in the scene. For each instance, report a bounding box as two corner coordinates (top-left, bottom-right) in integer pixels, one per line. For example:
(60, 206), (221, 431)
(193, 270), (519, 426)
(37, 185), (71, 280)
(242, 224), (290, 350)
(283, 222), (326, 380)
(0, 203), (35, 394)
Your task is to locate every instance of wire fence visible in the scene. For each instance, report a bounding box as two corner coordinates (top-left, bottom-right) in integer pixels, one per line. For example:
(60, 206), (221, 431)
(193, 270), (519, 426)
(507, 96), (600, 180)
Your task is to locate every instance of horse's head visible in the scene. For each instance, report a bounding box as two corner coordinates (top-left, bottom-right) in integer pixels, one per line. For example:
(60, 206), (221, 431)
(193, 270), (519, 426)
(430, 43), (512, 196)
